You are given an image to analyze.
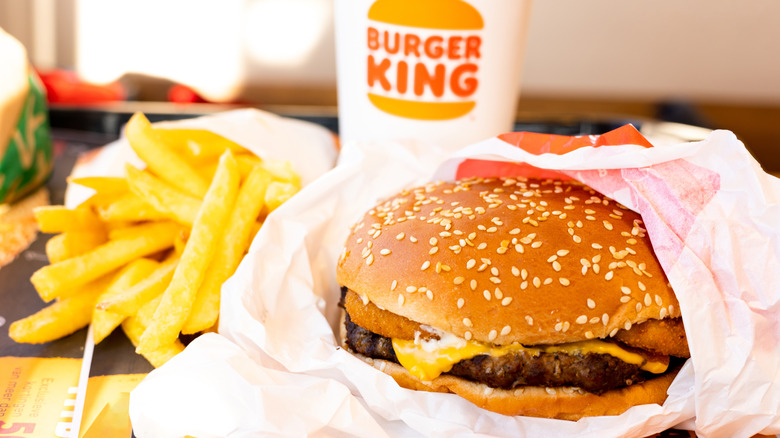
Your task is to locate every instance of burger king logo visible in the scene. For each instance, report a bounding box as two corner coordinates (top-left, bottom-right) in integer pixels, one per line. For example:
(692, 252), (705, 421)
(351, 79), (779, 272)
(366, 0), (484, 121)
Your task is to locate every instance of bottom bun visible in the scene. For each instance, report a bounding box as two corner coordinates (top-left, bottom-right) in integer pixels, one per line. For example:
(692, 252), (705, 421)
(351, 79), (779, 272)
(356, 353), (679, 421)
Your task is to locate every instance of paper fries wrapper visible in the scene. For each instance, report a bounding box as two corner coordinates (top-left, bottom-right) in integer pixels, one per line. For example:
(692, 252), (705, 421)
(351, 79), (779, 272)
(130, 124), (780, 437)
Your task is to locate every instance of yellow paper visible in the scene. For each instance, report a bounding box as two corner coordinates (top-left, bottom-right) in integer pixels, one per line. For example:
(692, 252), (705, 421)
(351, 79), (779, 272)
(79, 374), (145, 438)
(0, 357), (81, 437)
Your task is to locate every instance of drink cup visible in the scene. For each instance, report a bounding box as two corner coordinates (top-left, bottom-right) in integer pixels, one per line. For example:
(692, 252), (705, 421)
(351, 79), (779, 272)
(335, 0), (533, 150)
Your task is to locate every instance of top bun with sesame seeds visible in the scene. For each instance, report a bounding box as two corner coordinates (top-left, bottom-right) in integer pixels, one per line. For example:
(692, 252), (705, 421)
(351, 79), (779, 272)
(337, 177), (690, 420)
(337, 177), (683, 347)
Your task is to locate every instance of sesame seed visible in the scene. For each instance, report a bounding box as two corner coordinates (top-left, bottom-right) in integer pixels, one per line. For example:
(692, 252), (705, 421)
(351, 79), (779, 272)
(576, 315), (588, 324)
(593, 264), (600, 274)
(557, 249), (570, 256)
(420, 261), (431, 271)
(366, 254), (374, 265)
(644, 293), (652, 306)
(659, 307), (668, 318)
(638, 281), (646, 291)
(509, 228), (521, 235)
(573, 235), (582, 243)
(602, 313), (609, 326)
(605, 271), (614, 281)
(603, 221), (613, 230)
(502, 297), (513, 306)
(468, 232), (477, 240)
(391, 280), (398, 291)
(620, 296), (631, 303)
(552, 261), (562, 271)
(429, 247), (438, 255)
(488, 330), (498, 341)
(495, 288), (503, 299)
(426, 290), (434, 300)
(560, 278), (570, 286)
(463, 318), (473, 327)
(590, 316), (600, 324)
(501, 325), (511, 336)
(429, 237), (438, 246)
(409, 236), (418, 243)
(636, 302), (643, 313)
(466, 259), (476, 269)
(625, 321), (632, 330)
(380, 249), (391, 256)
(547, 255), (558, 263)
(406, 286), (417, 293)
(669, 304), (675, 315)
(396, 233), (405, 240)
(592, 243), (603, 249)
(610, 328), (620, 337)
(525, 315), (534, 325)
(621, 287), (631, 295)
(655, 295), (663, 306)
(398, 294), (405, 305)
(464, 331), (472, 340)
(585, 331), (595, 339)
(511, 266), (520, 276)
(531, 241), (542, 248)
(533, 277), (541, 288)
(483, 290), (492, 300)
(457, 298), (465, 308)
(587, 299), (596, 309)
(477, 243), (487, 250)
(555, 322), (563, 332)
(521, 269), (528, 280)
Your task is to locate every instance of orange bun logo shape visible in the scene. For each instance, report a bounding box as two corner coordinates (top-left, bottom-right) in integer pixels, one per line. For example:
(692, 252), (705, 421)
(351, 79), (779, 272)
(366, 0), (484, 120)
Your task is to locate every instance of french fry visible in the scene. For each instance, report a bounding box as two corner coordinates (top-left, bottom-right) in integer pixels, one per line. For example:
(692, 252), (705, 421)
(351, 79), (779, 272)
(235, 154), (262, 179)
(264, 181), (300, 213)
(125, 165), (201, 227)
(182, 166), (272, 334)
(154, 127), (245, 161)
(260, 159), (302, 188)
(34, 205), (104, 233)
(68, 176), (129, 195)
(97, 253), (179, 316)
(45, 229), (107, 263)
(31, 221), (179, 302)
(92, 258), (160, 344)
(137, 150), (240, 354)
(9, 274), (115, 343)
(96, 193), (169, 222)
(125, 113), (210, 198)
(121, 295), (185, 368)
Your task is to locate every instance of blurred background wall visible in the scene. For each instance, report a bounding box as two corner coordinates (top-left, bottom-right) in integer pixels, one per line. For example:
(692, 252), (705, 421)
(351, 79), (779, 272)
(2, 0), (779, 104)
(2, 0), (779, 168)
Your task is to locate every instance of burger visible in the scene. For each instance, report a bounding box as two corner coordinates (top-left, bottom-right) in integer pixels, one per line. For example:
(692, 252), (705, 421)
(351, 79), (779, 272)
(336, 177), (689, 420)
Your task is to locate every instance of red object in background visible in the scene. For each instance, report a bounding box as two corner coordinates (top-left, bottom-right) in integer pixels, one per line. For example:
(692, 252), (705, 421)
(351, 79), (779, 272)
(167, 84), (209, 103)
(37, 69), (126, 104)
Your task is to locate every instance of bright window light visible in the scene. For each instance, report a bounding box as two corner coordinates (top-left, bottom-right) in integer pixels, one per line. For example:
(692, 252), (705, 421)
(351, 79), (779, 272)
(244, 0), (331, 67)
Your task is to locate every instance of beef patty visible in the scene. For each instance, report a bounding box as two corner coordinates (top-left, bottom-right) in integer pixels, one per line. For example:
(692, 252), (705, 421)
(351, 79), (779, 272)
(344, 311), (649, 395)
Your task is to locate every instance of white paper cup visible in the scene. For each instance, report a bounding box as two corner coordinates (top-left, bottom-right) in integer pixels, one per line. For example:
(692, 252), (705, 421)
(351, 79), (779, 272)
(335, 0), (532, 150)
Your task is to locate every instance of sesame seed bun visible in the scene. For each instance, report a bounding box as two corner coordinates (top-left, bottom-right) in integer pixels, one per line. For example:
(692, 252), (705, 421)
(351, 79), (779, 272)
(337, 177), (682, 347)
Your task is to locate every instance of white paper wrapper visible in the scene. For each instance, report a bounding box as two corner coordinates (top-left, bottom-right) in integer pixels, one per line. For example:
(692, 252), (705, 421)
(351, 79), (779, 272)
(128, 123), (780, 438)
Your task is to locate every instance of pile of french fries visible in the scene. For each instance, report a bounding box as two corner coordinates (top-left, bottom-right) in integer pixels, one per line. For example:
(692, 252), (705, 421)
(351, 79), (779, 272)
(9, 113), (302, 367)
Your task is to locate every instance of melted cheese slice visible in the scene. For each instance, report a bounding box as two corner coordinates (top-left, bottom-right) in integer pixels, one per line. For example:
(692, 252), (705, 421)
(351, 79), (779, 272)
(392, 336), (669, 381)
